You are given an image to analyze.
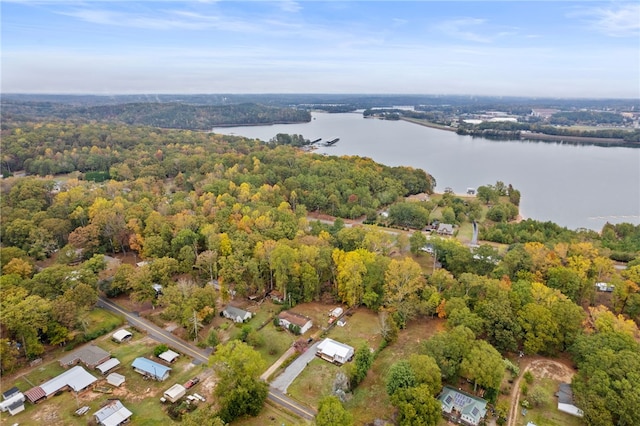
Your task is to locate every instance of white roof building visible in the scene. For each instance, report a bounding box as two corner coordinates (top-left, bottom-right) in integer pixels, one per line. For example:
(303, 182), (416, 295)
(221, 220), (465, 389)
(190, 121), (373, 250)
(96, 358), (121, 375)
(158, 350), (180, 364)
(163, 384), (186, 403)
(106, 372), (126, 387)
(112, 329), (132, 343)
(25, 366), (97, 403)
(94, 400), (133, 426)
(316, 338), (354, 365)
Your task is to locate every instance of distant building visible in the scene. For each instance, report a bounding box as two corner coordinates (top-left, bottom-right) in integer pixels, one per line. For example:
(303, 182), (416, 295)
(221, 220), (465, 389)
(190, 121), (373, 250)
(595, 282), (615, 292)
(439, 386), (488, 426)
(278, 311), (313, 334)
(93, 400), (133, 426)
(437, 223), (454, 236)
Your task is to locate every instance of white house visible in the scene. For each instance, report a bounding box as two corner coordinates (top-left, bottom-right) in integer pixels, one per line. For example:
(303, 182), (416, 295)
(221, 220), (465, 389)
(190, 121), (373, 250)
(0, 392), (25, 416)
(222, 305), (252, 323)
(163, 384), (186, 403)
(278, 311), (313, 334)
(316, 338), (354, 365)
(111, 329), (132, 343)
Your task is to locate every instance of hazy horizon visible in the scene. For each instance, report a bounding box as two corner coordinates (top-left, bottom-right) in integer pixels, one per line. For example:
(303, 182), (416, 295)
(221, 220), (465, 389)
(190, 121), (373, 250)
(2, 1), (639, 98)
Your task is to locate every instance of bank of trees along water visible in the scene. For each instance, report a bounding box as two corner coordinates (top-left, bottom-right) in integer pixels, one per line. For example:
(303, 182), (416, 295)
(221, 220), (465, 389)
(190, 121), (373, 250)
(1, 121), (639, 426)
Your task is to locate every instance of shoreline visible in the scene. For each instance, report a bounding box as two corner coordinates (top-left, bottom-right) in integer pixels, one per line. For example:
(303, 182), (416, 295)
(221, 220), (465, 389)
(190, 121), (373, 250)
(401, 117), (637, 147)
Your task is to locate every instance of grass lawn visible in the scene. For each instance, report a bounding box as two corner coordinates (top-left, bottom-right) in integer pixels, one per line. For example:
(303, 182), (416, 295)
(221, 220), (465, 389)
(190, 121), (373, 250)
(254, 323), (296, 367)
(346, 317), (446, 424)
(325, 308), (383, 350)
(287, 358), (344, 410)
(516, 378), (585, 426)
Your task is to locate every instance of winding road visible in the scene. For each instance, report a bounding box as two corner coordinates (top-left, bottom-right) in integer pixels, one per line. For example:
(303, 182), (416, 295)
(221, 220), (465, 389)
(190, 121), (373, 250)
(97, 296), (317, 421)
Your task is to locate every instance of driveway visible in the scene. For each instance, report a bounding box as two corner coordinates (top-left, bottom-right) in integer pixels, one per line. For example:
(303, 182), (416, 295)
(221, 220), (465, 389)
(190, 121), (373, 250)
(270, 341), (320, 393)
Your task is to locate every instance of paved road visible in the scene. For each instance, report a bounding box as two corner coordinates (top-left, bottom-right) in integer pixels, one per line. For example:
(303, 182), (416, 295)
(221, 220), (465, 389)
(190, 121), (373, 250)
(271, 341), (320, 393)
(97, 296), (316, 421)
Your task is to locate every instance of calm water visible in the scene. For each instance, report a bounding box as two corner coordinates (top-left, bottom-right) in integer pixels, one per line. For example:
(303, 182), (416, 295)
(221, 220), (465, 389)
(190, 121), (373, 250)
(213, 112), (640, 231)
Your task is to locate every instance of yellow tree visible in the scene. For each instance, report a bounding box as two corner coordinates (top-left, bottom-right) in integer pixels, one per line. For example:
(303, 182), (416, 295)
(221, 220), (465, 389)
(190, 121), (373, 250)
(333, 249), (367, 307)
(384, 257), (425, 320)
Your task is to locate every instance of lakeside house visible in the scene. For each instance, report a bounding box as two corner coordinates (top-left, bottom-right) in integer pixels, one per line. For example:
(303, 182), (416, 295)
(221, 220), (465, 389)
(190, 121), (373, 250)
(131, 357), (171, 381)
(59, 345), (110, 369)
(438, 386), (488, 426)
(93, 400), (133, 426)
(278, 311), (313, 334)
(316, 338), (354, 365)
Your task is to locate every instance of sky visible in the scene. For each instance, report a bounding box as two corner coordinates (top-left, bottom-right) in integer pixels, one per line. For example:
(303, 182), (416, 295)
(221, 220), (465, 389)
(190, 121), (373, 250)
(1, 1), (639, 98)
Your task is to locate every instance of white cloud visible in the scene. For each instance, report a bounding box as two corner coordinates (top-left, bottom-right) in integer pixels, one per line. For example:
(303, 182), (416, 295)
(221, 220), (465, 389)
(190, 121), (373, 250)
(573, 3), (640, 37)
(436, 18), (493, 43)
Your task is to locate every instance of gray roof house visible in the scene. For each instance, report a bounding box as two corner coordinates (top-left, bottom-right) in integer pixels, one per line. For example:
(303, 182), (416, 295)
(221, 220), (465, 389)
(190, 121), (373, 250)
(24, 366), (97, 404)
(59, 345), (110, 369)
(439, 386), (488, 426)
(436, 223), (454, 236)
(222, 305), (252, 323)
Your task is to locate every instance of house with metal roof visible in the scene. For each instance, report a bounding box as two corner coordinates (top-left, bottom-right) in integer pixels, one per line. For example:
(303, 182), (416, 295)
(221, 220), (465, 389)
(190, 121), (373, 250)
(131, 357), (171, 381)
(439, 386), (488, 426)
(94, 399), (133, 426)
(222, 305), (252, 323)
(59, 345), (110, 369)
(106, 372), (126, 387)
(163, 383), (186, 403)
(24, 366), (97, 404)
(316, 338), (354, 365)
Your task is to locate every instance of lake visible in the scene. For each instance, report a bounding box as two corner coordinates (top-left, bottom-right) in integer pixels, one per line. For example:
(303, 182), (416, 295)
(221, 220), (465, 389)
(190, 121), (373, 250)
(213, 112), (640, 231)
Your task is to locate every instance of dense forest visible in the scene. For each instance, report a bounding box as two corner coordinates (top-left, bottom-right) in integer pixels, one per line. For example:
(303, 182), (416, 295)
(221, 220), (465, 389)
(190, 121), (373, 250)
(1, 117), (639, 425)
(0, 101), (311, 130)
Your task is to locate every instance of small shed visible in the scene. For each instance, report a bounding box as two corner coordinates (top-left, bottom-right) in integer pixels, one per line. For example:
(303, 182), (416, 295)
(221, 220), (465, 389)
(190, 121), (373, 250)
(158, 350), (180, 364)
(163, 384), (186, 403)
(106, 373), (126, 387)
(222, 305), (252, 323)
(316, 338), (354, 365)
(278, 311), (313, 334)
(131, 357), (171, 381)
(330, 307), (343, 318)
(96, 358), (120, 375)
(94, 400), (133, 426)
(111, 329), (132, 343)
(2, 387), (20, 400)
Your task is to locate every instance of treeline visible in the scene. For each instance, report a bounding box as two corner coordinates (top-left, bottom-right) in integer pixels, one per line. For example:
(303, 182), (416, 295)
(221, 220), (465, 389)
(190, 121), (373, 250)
(0, 101), (311, 130)
(456, 121), (640, 142)
(549, 110), (625, 125)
